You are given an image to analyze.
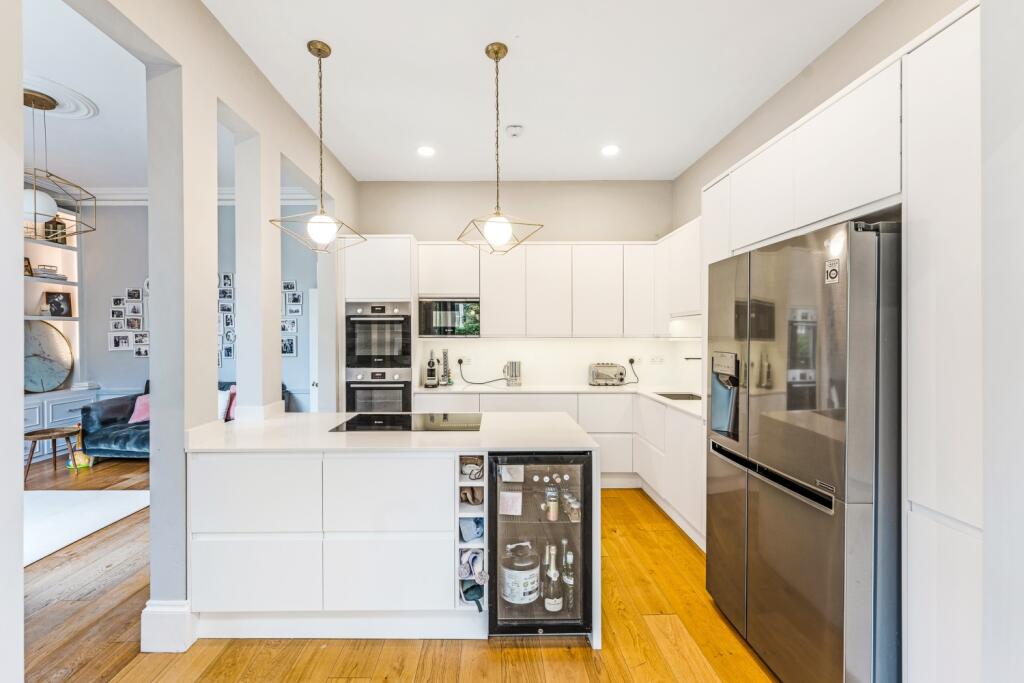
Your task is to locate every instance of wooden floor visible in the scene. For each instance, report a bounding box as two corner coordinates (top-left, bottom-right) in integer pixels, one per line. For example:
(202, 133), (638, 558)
(24, 456), (149, 492)
(25, 464), (774, 682)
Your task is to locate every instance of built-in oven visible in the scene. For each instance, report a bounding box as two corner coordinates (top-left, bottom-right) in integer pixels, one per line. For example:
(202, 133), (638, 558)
(345, 302), (411, 368)
(418, 299), (480, 337)
(345, 368), (412, 413)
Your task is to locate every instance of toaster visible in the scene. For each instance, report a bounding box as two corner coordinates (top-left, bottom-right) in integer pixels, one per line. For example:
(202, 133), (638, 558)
(589, 363), (626, 386)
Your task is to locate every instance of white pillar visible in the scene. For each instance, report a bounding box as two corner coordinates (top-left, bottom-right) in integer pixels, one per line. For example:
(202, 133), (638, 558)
(233, 133), (283, 418)
(0, 0), (25, 677)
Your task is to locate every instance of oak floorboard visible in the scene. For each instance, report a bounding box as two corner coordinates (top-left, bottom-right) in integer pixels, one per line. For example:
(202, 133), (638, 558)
(457, 639), (503, 682)
(538, 636), (593, 682)
(500, 637), (547, 683)
(414, 640), (463, 682)
(368, 639), (424, 682)
(327, 639), (385, 679)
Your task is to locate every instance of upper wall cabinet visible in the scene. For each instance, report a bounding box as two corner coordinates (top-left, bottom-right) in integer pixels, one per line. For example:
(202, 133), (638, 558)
(480, 248), (526, 337)
(418, 244), (479, 298)
(623, 245), (655, 337)
(730, 132), (795, 251)
(344, 237), (412, 301)
(572, 245), (623, 337)
(525, 245), (572, 337)
(793, 62), (902, 228)
(701, 176), (731, 267)
(668, 219), (701, 317)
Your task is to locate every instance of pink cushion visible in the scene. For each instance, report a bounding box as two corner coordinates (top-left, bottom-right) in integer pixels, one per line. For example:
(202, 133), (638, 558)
(128, 394), (151, 424)
(226, 385), (238, 421)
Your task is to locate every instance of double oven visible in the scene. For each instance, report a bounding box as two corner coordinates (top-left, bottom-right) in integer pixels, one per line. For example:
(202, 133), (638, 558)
(345, 302), (411, 412)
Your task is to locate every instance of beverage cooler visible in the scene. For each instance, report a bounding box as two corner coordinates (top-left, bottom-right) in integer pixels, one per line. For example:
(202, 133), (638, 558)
(487, 452), (592, 636)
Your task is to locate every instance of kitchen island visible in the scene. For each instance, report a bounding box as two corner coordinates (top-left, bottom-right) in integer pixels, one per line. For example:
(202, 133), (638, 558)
(184, 411), (600, 647)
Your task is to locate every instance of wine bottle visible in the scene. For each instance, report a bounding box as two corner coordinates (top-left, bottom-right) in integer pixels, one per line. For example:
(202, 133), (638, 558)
(562, 551), (576, 613)
(543, 545), (563, 612)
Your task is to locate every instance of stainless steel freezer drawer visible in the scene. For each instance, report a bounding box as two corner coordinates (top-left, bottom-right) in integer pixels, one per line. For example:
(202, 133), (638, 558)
(706, 444), (748, 637)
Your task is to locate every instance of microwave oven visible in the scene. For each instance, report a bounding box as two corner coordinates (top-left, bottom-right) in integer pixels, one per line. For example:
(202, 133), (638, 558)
(418, 299), (480, 337)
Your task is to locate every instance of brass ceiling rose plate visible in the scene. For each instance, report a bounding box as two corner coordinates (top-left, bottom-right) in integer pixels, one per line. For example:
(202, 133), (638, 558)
(307, 40), (332, 59)
(23, 89), (58, 111)
(485, 42), (508, 61)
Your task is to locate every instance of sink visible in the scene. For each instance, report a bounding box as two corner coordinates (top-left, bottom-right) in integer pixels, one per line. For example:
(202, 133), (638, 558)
(656, 392), (701, 401)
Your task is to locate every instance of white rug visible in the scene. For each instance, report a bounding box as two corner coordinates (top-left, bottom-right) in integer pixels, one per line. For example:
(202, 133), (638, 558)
(24, 490), (150, 566)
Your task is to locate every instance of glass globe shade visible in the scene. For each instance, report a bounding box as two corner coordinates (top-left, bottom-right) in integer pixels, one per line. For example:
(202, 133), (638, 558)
(306, 213), (337, 246)
(483, 215), (512, 247)
(22, 188), (58, 225)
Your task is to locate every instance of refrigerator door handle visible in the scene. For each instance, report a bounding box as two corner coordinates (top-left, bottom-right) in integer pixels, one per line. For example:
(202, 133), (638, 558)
(748, 465), (835, 515)
(709, 440), (752, 469)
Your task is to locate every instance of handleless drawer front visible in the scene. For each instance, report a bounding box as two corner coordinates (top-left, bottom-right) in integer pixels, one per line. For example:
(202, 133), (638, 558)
(479, 393), (578, 421)
(578, 394), (633, 433)
(323, 453), (454, 532)
(592, 433), (633, 473)
(24, 403), (42, 429)
(191, 534), (323, 612)
(633, 396), (667, 451)
(190, 452), (323, 533)
(324, 533), (454, 611)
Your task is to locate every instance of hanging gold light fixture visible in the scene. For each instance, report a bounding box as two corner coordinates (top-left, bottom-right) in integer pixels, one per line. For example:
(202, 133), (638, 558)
(458, 42), (542, 254)
(271, 40), (365, 253)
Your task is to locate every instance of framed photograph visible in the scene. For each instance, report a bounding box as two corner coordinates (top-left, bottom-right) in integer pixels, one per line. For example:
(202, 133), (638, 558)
(108, 332), (133, 351)
(217, 351), (222, 368)
(281, 335), (297, 357)
(45, 292), (73, 317)
(218, 301), (233, 314)
(134, 345), (150, 358)
(280, 318), (297, 333)
(126, 316), (144, 330)
(126, 287), (143, 302)
(224, 329), (237, 343)
(222, 344), (235, 360)
(24, 257), (33, 276)
(133, 332), (150, 345)
(222, 312), (235, 329)
(220, 272), (234, 288)
(144, 278), (150, 296)
(285, 303), (302, 316)
(285, 291), (303, 306)
(126, 302), (144, 316)
(218, 288), (234, 301)
(110, 308), (125, 319)
(110, 319), (126, 331)
(282, 280), (297, 292)
(111, 296), (125, 308)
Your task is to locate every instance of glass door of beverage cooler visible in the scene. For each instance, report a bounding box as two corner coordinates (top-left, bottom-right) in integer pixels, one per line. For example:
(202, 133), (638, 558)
(488, 452), (592, 636)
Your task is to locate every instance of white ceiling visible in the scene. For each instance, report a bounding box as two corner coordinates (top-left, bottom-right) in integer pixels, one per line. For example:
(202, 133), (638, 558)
(201, 0), (882, 181)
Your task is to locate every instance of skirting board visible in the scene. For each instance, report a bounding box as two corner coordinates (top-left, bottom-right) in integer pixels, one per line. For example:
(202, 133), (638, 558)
(600, 472), (642, 489)
(639, 480), (706, 552)
(195, 610), (488, 640)
(141, 600), (198, 652)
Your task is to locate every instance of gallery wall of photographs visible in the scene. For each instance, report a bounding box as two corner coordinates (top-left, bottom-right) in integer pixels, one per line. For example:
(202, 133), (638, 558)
(107, 279), (150, 358)
(280, 279), (301, 358)
(216, 274), (304, 366)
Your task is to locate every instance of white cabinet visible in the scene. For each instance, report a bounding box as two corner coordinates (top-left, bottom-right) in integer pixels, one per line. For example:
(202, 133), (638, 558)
(633, 395), (666, 451)
(903, 10), (982, 528)
(190, 452), (322, 533)
(479, 393), (578, 421)
(634, 434), (665, 488)
(793, 63), (901, 227)
(413, 392), (481, 413)
(191, 534), (323, 612)
(664, 410), (705, 535)
(571, 245), (623, 337)
(653, 239), (672, 337)
(480, 248), (526, 337)
(730, 133), (795, 250)
(666, 219), (701, 317)
(344, 236), (412, 301)
(623, 245), (655, 337)
(577, 394), (633, 433)
(418, 244), (479, 297)
(324, 533), (454, 611)
(701, 176), (731, 267)
(525, 245), (572, 337)
(592, 433), (633, 473)
(323, 453), (454, 532)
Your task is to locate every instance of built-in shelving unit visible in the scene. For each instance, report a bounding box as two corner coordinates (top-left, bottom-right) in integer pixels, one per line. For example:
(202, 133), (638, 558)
(25, 276), (78, 287)
(456, 453), (487, 611)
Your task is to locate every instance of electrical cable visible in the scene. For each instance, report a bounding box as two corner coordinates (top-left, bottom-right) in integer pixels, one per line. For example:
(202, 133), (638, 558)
(622, 359), (640, 385)
(457, 358), (507, 385)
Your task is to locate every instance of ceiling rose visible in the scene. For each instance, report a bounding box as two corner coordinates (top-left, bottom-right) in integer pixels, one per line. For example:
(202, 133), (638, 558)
(22, 74), (99, 120)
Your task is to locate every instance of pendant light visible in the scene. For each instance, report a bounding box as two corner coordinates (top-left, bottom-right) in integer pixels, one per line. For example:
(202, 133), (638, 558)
(270, 40), (365, 253)
(458, 42), (542, 254)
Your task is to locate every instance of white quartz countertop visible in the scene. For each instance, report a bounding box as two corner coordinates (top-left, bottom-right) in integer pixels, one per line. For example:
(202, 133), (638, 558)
(186, 411), (599, 453)
(414, 384), (704, 418)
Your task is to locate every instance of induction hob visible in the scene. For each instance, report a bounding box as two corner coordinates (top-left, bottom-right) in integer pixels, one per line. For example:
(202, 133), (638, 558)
(331, 412), (483, 432)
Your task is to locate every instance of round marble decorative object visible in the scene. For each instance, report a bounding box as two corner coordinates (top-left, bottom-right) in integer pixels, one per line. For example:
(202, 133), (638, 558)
(24, 320), (73, 393)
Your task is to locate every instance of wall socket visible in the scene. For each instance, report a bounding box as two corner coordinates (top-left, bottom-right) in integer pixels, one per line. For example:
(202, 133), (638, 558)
(458, 357), (472, 365)
(649, 356), (666, 366)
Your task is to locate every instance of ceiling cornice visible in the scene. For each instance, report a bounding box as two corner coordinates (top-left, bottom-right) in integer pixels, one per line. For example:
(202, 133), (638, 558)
(90, 186), (317, 207)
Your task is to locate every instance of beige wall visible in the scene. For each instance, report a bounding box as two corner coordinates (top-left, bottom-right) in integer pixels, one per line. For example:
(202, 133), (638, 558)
(672, 0), (965, 225)
(359, 180), (674, 241)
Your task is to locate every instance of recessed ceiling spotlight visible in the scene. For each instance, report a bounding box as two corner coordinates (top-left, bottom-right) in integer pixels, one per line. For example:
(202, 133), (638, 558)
(417, 145), (436, 157)
(601, 144), (620, 157)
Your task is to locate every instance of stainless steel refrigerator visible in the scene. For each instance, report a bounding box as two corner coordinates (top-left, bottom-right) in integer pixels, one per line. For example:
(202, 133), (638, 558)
(705, 219), (901, 683)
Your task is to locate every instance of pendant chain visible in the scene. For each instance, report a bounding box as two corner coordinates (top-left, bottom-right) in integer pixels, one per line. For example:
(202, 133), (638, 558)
(494, 56), (501, 215)
(318, 56), (325, 215)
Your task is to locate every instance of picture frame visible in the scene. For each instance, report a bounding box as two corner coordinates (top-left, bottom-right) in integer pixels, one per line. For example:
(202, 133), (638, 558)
(218, 288), (234, 301)
(110, 319), (126, 331)
(126, 316), (144, 330)
(125, 287), (143, 302)
(110, 308), (125, 319)
(280, 318), (297, 333)
(222, 344), (235, 360)
(220, 272), (234, 288)
(217, 351), (222, 369)
(111, 296), (125, 308)
(144, 278), (150, 296)
(108, 332), (133, 351)
(222, 313), (235, 329)
(134, 345), (150, 358)
(281, 335), (297, 357)
(44, 292), (73, 318)
(126, 302), (144, 316)
(285, 303), (302, 316)
(224, 329), (237, 343)
(218, 301), (233, 314)
(24, 257), (33, 276)
(285, 291), (303, 306)
(282, 280), (297, 292)
(133, 332), (150, 346)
